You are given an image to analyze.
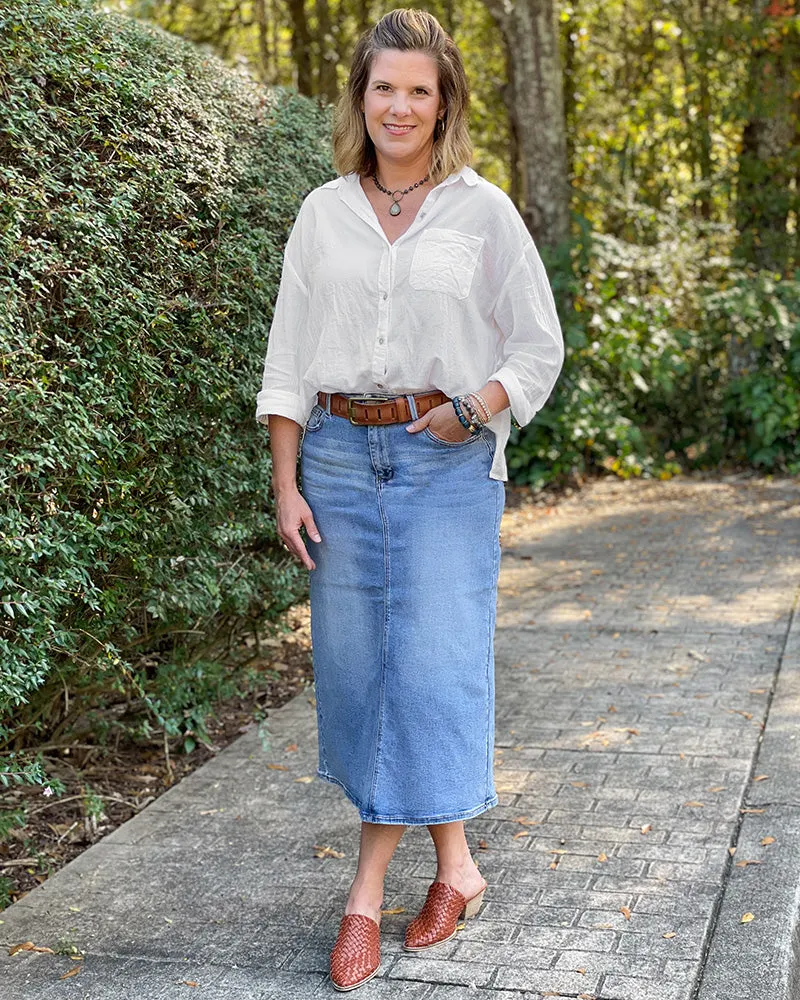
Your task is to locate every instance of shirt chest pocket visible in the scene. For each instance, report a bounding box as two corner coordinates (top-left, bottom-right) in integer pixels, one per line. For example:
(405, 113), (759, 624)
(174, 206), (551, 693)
(409, 228), (485, 300)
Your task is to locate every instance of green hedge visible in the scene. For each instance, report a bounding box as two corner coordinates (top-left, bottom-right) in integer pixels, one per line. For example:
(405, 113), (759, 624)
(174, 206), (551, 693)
(0, 0), (333, 766)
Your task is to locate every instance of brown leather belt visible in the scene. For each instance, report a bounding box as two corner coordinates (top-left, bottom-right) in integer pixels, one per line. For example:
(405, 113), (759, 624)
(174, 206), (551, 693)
(317, 390), (451, 426)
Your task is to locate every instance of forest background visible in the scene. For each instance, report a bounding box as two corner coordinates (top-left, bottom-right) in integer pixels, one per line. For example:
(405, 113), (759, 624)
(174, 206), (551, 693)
(112, 0), (800, 480)
(0, 0), (797, 896)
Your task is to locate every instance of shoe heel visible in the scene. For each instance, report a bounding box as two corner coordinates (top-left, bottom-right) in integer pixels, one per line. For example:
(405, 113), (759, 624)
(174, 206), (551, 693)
(462, 887), (486, 919)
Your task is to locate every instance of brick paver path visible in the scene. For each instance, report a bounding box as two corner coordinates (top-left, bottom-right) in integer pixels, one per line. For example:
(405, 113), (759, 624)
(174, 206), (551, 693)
(2, 476), (799, 999)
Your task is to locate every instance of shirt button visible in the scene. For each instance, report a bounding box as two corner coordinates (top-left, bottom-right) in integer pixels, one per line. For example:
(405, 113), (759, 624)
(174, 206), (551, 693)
(376, 382), (385, 388)
(378, 337), (385, 344)
(381, 292), (388, 300)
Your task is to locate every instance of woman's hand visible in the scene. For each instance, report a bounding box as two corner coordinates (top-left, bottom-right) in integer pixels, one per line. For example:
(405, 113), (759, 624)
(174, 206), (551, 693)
(405, 401), (474, 443)
(275, 485), (321, 571)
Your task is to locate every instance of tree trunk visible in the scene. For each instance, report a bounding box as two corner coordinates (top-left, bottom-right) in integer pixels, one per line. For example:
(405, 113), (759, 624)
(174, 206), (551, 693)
(254, 0), (273, 83)
(315, 0), (338, 102)
(284, 0), (313, 95)
(483, 0), (570, 250)
(735, 0), (798, 275)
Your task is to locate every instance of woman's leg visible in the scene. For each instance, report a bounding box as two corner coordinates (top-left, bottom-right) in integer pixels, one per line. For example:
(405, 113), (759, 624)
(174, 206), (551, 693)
(427, 821), (486, 897)
(345, 821), (406, 922)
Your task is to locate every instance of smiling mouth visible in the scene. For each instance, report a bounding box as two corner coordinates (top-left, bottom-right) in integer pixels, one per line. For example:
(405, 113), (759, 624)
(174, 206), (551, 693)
(383, 123), (416, 134)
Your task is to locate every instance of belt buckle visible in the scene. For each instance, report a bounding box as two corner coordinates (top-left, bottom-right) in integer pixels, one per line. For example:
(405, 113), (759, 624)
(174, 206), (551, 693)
(347, 394), (396, 425)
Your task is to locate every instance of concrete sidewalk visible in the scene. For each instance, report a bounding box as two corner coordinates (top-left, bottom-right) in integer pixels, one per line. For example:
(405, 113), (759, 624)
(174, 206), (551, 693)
(2, 476), (799, 1000)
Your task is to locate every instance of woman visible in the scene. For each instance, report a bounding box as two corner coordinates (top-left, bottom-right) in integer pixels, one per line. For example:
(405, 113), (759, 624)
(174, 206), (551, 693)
(256, 7), (564, 991)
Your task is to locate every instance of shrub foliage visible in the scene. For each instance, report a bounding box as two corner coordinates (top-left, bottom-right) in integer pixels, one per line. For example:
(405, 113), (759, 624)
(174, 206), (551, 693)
(0, 0), (333, 765)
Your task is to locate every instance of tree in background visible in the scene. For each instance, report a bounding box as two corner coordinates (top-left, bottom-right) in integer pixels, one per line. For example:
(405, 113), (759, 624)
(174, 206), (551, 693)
(735, 0), (799, 277)
(482, 0), (570, 249)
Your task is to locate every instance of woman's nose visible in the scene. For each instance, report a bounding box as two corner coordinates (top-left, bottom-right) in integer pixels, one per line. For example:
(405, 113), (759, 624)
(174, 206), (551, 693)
(390, 93), (411, 115)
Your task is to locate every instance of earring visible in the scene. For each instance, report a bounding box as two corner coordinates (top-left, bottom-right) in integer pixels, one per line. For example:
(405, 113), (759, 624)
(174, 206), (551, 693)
(438, 116), (446, 134)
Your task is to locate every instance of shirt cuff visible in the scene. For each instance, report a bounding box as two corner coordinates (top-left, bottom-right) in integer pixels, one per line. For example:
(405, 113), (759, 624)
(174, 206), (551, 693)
(255, 390), (310, 428)
(487, 369), (538, 428)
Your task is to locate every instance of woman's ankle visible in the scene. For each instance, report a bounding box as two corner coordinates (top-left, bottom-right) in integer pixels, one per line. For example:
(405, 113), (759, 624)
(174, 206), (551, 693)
(347, 875), (384, 904)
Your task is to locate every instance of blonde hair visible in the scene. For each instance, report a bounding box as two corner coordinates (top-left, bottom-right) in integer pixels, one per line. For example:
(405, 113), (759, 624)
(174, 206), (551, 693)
(332, 8), (473, 186)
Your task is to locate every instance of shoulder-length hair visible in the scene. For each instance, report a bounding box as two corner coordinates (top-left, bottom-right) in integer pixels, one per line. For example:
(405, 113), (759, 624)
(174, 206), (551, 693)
(332, 8), (473, 186)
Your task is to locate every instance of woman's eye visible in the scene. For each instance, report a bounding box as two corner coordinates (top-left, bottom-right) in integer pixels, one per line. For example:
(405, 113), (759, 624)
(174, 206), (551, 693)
(375, 84), (429, 93)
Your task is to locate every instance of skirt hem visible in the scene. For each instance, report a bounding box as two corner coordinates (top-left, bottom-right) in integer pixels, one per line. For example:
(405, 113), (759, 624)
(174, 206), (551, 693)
(317, 769), (498, 825)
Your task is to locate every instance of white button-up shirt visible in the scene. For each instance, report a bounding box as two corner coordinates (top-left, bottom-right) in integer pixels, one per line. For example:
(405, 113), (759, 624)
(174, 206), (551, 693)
(255, 164), (564, 481)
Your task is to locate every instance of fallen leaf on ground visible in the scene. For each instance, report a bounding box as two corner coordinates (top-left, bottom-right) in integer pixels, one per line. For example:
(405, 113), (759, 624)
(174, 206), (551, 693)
(9, 942), (55, 956)
(477, 839), (489, 849)
(571, 781), (589, 788)
(597, 852), (608, 863)
(683, 801), (704, 808)
(381, 906), (406, 915)
(312, 845), (345, 858)
(513, 831), (530, 840)
(267, 764), (288, 770)
(294, 776), (314, 783)
(179, 981), (199, 987)
(729, 847), (737, 856)
(735, 859), (763, 868)
(641, 824), (652, 835)
(753, 775), (769, 782)
(741, 912), (755, 923)
(663, 931), (677, 939)
(708, 786), (727, 793)
(619, 906), (631, 920)
(59, 966), (82, 980)
(284, 743), (298, 752)
(688, 649), (709, 662)
(761, 836), (776, 846)
(741, 808), (765, 814)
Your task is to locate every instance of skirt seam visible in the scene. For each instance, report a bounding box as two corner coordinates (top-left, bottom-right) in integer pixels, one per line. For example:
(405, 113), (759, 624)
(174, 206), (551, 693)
(486, 480), (503, 798)
(367, 477), (391, 816)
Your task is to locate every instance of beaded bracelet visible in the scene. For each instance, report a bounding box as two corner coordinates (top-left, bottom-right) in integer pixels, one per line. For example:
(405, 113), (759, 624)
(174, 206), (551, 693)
(468, 391), (492, 423)
(452, 396), (480, 434)
(460, 394), (483, 428)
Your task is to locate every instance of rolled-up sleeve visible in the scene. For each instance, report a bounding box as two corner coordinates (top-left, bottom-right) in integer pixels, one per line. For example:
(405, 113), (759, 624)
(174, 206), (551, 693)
(255, 204), (316, 429)
(488, 235), (565, 428)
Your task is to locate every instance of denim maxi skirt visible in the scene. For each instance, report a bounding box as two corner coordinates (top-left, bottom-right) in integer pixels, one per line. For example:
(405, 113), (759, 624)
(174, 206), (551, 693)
(299, 392), (505, 825)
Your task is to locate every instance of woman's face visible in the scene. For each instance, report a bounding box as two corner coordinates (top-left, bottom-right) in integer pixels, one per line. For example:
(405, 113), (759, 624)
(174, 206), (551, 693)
(360, 48), (445, 173)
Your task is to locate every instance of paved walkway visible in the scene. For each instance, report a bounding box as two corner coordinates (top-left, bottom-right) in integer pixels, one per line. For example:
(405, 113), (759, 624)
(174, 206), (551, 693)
(2, 476), (799, 999)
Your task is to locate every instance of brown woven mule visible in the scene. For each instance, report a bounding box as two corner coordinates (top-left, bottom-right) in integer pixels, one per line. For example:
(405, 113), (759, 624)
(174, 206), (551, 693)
(330, 912), (381, 991)
(403, 878), (488, 951)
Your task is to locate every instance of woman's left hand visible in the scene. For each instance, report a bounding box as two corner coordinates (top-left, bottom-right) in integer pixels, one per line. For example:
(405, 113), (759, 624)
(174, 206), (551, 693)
(405, 401), (475, 443)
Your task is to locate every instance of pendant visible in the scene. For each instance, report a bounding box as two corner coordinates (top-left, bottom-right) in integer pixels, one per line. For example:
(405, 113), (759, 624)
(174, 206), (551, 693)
(389, 202), (401, 216)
